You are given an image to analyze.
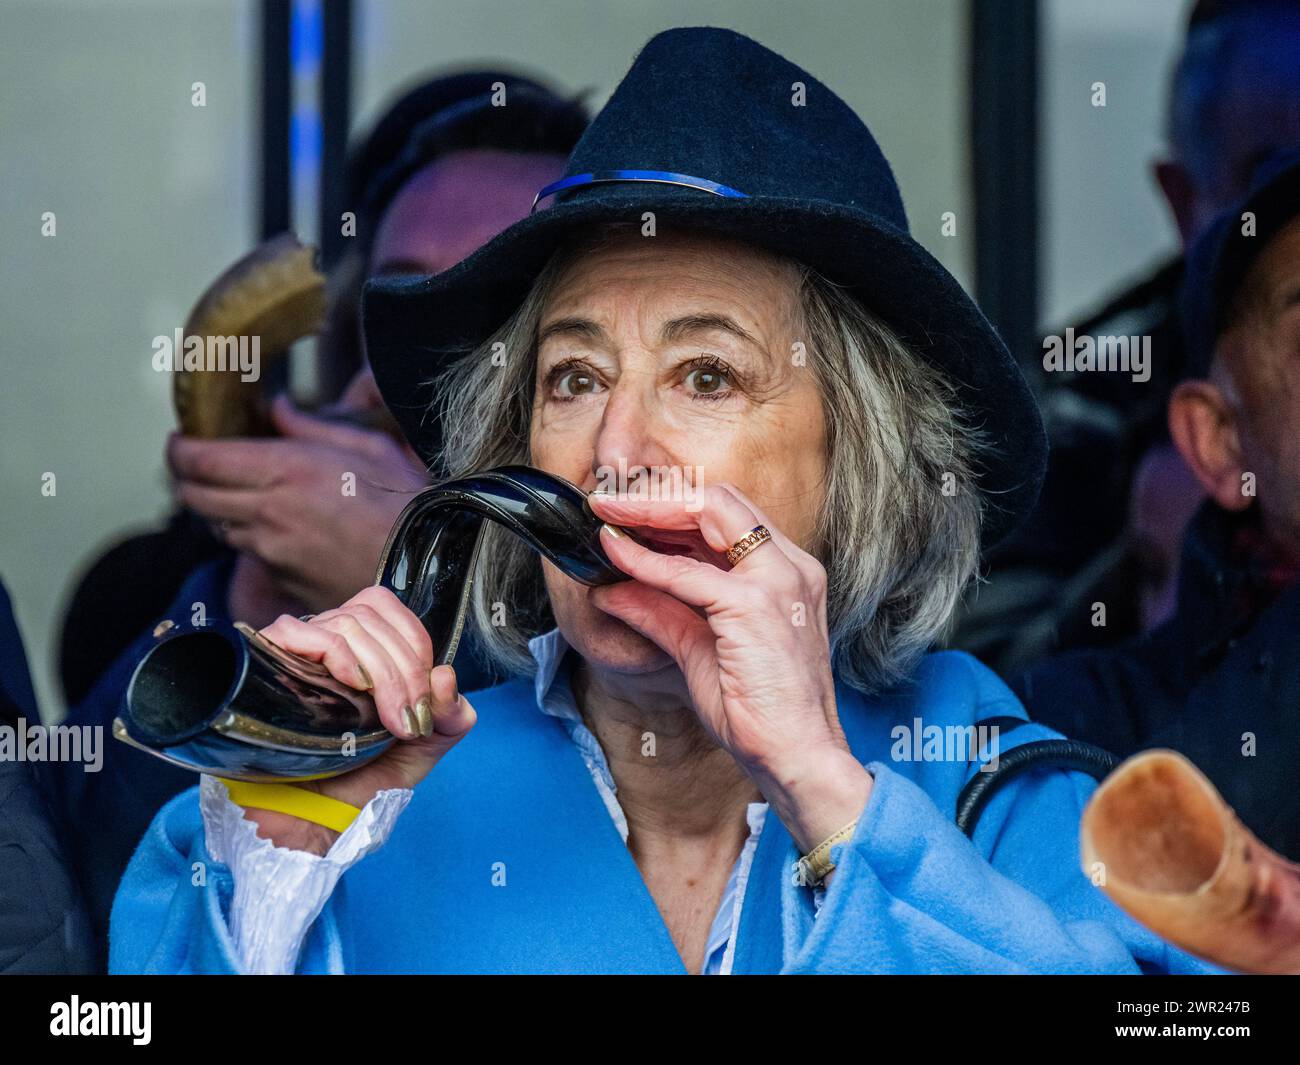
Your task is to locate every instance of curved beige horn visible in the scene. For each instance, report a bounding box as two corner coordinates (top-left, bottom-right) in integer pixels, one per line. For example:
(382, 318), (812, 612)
(1080, 749), (1300, 974)
(175, 233), (326, 438)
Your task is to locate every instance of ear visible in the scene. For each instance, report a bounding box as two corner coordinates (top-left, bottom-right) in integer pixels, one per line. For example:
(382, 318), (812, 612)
(1167, 379), (1250, 511)
(1154, 159), (1199, 248)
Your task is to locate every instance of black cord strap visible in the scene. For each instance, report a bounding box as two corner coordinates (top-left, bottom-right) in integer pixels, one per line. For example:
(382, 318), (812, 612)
(955, 738), (1120, 838)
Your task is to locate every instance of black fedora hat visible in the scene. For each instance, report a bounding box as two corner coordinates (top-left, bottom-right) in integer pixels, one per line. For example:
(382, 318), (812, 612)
(363, 26), (1045, 548)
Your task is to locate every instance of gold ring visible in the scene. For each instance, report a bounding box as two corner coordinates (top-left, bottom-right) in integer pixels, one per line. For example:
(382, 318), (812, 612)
(726, 525), (772, 566)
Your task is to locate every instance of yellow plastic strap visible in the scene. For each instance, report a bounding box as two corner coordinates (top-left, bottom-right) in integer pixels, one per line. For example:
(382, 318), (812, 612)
(216, 778), (362, 835)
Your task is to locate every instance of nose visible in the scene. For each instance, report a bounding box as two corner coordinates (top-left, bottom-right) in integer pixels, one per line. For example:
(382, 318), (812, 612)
(589, 372), (673, 486)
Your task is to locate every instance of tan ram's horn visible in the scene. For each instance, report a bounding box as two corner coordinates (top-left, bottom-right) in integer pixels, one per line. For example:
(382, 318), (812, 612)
(1080, 748), (1300, 974)
(174, 233), (325, 438)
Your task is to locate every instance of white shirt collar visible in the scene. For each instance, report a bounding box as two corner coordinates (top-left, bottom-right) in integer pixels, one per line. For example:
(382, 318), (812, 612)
(526, 627), (581, 722)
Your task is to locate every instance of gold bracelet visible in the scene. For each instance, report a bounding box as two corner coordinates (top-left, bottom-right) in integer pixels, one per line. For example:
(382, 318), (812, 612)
(795, 819), (859, 887)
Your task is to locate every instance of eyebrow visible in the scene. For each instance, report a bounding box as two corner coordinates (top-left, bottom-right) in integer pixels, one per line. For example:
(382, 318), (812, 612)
(660, 313), (761, 348)
(537, 316), (609, 347)
(1256, 280), (1300, 323)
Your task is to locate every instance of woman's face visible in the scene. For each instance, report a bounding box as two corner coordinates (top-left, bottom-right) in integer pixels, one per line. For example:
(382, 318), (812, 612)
(530, 230), (828, 675)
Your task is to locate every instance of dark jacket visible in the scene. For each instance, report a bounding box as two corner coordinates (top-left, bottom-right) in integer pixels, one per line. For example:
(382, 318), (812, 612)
(953, 258), (1185, 673)
(1011, 501), (1300, 859)
(59, 509), (226, 708)
(0, 579), (96, 973)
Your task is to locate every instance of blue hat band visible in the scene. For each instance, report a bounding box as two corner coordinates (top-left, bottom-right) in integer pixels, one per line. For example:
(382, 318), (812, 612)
(531, 170), (748, 212)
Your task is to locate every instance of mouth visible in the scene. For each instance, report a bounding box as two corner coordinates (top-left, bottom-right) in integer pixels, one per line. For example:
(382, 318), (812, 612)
(627, 527), (731, 569)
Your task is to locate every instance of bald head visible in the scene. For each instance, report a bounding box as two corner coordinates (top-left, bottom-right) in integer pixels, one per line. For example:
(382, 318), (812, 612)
(371, 148), (567, 277)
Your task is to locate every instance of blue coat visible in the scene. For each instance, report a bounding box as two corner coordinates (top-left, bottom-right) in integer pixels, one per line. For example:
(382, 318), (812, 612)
(109, 651), (1213, 974)
(54, 556), (505, 958)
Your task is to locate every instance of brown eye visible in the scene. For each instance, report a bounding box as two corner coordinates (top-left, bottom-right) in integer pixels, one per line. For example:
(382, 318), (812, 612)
(556, 368), (600, 397)
(684, 366), (729, 396)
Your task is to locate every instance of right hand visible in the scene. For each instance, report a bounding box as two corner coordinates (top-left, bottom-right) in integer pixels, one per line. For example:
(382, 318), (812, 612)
(234, 586), (477, 853)
(170, 393), (431, 625)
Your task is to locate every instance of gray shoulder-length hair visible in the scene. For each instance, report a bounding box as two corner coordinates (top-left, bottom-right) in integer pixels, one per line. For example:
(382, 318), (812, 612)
(428, 227), (987, 694)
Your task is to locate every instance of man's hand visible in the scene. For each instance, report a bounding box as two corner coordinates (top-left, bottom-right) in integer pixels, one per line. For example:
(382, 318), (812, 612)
(169, 395), (431, 622)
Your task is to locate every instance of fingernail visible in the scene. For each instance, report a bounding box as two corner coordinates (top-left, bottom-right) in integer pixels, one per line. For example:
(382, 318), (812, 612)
(357, 662), (374, 690)
(414, 697), (434, 737)
(401, 705), (419, 738)
(602, 523), (626, 539)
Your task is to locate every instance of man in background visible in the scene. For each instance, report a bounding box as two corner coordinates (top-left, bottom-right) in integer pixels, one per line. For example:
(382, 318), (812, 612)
(59, 71), (586, 702)
(1015, 153), (1300, 861)
(955, 0), (1300, 670)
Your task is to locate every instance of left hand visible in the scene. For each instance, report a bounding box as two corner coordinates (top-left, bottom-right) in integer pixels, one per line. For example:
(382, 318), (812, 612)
(586, 483), (873, 855)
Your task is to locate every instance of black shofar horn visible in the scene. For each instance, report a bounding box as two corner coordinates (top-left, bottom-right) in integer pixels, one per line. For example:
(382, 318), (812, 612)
(113, 466), (627, 782)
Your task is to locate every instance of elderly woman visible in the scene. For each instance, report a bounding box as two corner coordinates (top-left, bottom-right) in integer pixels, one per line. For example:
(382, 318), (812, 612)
(111, 28), (1205, 975)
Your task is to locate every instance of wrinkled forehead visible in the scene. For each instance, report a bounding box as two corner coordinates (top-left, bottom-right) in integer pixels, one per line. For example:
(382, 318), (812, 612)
(540, 226), (805, 335)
